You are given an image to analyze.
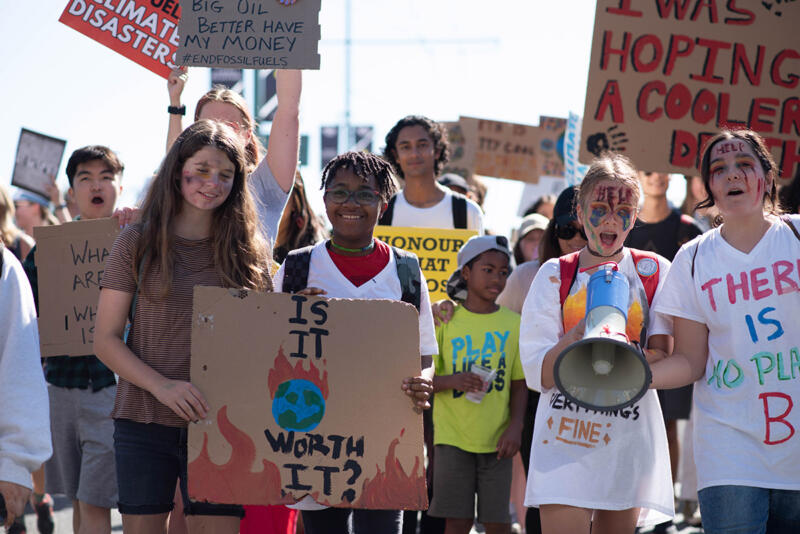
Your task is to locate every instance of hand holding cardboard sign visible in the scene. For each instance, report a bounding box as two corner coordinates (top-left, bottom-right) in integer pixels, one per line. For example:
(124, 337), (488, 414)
(153, 379), (209, 423)
(402, 375), (434, 412)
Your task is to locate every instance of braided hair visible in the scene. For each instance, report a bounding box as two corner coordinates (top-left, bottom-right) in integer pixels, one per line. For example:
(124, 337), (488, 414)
(321, 151), (398, 202)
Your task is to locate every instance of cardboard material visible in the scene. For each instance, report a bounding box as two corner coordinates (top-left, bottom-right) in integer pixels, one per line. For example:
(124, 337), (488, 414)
(565, 112), (590, 185)
(458, 116), (566, 184)
(188, 288), (427, 509)
(59, 0), (181, 78)
(441, 121), (476, 181)
(581, 1), (800, 180)
(11, 128), (67, 198)
(177, 0), (321, 70)
(374, 227), (477, 302)
(34, 218), (120, 357)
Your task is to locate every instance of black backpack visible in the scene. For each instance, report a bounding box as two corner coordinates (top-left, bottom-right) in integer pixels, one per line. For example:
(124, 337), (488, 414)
(282, 244), (422, 311)
(378, 193), (468, 229)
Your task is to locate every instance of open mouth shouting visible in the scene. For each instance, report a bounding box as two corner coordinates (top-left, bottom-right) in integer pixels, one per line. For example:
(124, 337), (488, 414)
(599, 232), (618, 247)
(91, 195), (105, 205)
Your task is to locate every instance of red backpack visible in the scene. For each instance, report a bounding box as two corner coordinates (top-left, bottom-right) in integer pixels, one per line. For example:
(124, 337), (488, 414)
(558, 249), (660, 312)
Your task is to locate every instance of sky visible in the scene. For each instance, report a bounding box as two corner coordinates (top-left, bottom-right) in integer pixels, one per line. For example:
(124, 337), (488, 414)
(0, 1), (687, 236)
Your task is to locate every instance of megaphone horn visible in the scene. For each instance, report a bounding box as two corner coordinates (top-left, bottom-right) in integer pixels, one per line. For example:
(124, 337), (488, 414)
(554, 265), (651, 411)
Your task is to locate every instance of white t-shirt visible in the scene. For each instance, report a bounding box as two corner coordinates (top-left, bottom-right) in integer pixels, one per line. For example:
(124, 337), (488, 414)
(389, 189), (484, 233)
(273, 240), (439, 510)
(655, 215), (800, 492)
(519, 249), (674, 527)
(0, 248), (52, 488)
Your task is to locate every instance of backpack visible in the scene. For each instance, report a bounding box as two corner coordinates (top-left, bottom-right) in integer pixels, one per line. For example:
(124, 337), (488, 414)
(282, 244), (422, 311)
(379, 192), (468, 229)
(558, 248), (660, 318)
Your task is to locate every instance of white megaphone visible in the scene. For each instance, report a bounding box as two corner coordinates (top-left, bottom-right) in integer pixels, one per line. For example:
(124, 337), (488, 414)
(553, 264), (651, 411)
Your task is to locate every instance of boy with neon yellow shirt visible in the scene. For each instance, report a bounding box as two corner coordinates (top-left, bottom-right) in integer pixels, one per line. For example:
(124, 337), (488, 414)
(429, 235), (527, 534)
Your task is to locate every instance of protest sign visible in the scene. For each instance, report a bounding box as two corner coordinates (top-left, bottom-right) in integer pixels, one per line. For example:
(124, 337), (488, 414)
(458, 116), (566, 184)
(374, 227), (478, 302)
(565, 112), (590, 185)
(59, 0), (181, 78)
(177, 0), (321, 70)
(11, 129), (67, 198)
(34, 218), (120, 357)
(188, 288), (427, 509)
(581, 0), (800, 180)
(442, 120), (476, 180)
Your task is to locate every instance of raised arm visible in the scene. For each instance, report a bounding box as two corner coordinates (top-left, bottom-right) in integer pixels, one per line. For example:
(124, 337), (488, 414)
(266, 70), (302, 193)
(166, 67), (189, 153)
(649, 316), (708, 389)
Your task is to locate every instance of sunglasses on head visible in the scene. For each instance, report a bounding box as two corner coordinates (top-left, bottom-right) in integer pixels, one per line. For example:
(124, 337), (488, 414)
(324, 188), (381, 206)
(555, 224), (587, 240)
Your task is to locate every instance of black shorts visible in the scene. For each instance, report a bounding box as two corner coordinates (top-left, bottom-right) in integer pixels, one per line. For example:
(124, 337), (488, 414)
(113, 419), (245, 517)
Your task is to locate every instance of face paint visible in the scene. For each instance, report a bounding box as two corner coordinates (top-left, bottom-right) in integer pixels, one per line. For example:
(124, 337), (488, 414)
(582, 180), (636, 257)
(715, 141), (745, 156)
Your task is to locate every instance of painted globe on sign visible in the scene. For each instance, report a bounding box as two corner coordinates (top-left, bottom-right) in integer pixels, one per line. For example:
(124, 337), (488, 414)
(271, 379), (326, 432)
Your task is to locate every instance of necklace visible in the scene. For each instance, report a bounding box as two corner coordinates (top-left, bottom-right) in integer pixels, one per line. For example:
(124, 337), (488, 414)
(587, 245), (623, 258)
(328, 238), (375, 255)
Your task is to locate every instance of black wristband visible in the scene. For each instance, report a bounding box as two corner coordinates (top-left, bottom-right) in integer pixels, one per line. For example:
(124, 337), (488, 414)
(168, 105), (186, 116)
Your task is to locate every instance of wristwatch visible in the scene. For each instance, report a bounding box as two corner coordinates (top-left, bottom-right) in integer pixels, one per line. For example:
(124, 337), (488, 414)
(168, 105), (186, 115)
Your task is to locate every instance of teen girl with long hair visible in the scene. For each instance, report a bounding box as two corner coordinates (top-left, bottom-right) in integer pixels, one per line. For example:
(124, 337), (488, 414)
(650, 130), (800, 533)
(520, 154), (674, 533)
(166, 68), (301, 246)
(95, 120), (272, 534)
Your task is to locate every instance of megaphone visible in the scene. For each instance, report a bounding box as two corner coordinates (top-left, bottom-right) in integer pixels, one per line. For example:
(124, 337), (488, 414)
(553, 265), (651, 411)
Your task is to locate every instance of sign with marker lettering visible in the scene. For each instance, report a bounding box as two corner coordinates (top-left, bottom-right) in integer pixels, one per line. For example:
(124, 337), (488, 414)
(34, 218), (120, 357)
(458, 116), (565, 184)
(188, 288), (427, 508)
(11, 128), (67, 198)
(59, 0), (181, 78)
(177, 0), (321, 70)
(374, 227), (478, 302)
(581, 0), (800, 180)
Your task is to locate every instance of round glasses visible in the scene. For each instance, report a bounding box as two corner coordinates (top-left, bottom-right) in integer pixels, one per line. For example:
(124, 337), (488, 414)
(324, 188), (381, 206)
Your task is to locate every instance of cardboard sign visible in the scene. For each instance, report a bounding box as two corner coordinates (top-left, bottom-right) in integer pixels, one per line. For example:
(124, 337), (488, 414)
(458, 116), (566, 184)
(177, 0), (321, 70)
(188, 288), (427, 509)
(374, 227), (477, 302)
(581, 0), (800, 180)
(11, 129), (67, 198)
(34, 218), (120, 357)
(565, 112), (590, 185)
(441, 120), (476, 180)
(59, 0), (181, 78)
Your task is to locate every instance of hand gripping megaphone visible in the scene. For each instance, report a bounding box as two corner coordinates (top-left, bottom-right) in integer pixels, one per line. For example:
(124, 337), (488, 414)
(553, 265), (651, 411)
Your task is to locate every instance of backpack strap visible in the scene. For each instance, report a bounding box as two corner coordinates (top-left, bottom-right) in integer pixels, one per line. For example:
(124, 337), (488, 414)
(781, 214), (800, 242)
(558, 251), (581, 308)
(282, 245), (315, 293)
(451, 194), (468, 229)
(629, 249), (660, 306)
(391, 247), (421, 311)
(378, 194), (397, 226)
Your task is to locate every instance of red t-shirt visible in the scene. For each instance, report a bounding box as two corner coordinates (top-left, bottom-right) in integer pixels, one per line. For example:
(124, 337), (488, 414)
(326, 240), (391, 287)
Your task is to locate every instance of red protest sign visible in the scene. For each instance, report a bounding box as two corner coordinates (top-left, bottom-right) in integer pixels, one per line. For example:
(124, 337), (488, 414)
(581, 0), (800, 181)
(59, 0), (182, 78)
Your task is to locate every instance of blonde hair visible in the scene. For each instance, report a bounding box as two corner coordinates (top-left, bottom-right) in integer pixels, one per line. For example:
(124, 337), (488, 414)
(0, 185), (22, 246)
(577, 153), (641, 211)
(195, 87), (264, 173)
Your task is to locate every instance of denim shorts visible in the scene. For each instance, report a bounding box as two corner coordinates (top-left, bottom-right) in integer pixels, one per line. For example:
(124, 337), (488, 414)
(698, 485), (800, 534)
(113, 419), (244, 517)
